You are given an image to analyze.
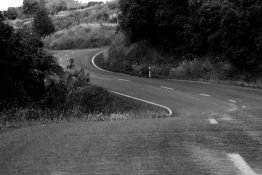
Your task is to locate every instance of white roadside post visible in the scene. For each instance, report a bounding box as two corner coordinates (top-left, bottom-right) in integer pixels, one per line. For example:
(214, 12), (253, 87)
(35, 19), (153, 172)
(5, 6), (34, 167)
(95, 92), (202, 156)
(149, 66), (152, 78)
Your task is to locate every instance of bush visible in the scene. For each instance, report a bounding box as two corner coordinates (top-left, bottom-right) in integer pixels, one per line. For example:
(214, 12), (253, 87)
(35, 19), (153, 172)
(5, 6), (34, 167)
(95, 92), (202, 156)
(33, 7), (55, 37)
(0, 69), (116, 127)
(0, 14), (63, 109)
(41, 69), (119, 115)
(23, 0), (39, 16)
(169, 59), (213, 80)
(102, 33), (173, 76)
(43, 23), (115, 50)
(168, 57), (241, 81)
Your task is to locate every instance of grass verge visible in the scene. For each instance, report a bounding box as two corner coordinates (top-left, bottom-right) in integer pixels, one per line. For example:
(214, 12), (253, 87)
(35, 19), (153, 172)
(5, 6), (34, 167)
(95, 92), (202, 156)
(0, 93), (167, 134)
(0, 68), (167, 134)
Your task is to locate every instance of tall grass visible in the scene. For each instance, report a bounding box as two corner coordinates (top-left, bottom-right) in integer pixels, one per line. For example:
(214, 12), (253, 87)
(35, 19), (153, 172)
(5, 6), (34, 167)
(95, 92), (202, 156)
(52, 1), (118, 31)
(43, 23), (115, 50)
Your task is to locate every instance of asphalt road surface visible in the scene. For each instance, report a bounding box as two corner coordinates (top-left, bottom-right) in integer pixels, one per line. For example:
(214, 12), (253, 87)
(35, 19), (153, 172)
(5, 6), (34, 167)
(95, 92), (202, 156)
(0, 48), (262, 175)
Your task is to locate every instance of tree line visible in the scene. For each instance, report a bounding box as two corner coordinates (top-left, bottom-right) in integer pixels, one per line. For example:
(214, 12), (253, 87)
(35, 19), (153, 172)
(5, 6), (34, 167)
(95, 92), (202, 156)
(0, 11), (61, 109)
(119, 0), (262, 71)
(3, 0), (105, 20)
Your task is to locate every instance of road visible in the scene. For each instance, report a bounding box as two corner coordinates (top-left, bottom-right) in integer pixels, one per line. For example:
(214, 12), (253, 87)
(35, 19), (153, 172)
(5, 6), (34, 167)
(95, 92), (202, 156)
(0, 48), (262, 175)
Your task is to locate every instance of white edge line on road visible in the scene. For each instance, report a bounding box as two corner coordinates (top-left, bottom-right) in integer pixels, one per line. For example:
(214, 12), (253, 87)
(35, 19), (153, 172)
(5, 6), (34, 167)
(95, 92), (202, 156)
(92, 51), (173, 116)
(91, 51), (262, 92)
(110, 91), (173, 116)
(227, 153), (258, 175)
(229, 100), (237, 103)
(166, 79), (209, 84)
(91, 50), (112, 73)
(118, 79), (131, 82)
(160, 86), (174, 90)
(200, 93), (211, 97)
(91, 50), (131, 76)
(208, 118), (218, 125)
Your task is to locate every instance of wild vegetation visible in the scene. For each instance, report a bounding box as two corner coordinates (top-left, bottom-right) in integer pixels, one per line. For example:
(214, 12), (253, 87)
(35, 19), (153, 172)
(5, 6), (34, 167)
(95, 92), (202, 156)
(33, 3), (55, 36)
(0, 2), (163, 130)
(41, 1), (118, 50)
(43, 23), (115, 50)
(51, 1), (119, 31)
(103, 0), (262, 85)
(23, 0), (86, 16)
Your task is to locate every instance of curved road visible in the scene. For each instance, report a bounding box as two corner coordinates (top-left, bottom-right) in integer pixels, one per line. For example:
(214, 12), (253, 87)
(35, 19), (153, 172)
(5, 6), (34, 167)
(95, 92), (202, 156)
(0, 48), (262, 175)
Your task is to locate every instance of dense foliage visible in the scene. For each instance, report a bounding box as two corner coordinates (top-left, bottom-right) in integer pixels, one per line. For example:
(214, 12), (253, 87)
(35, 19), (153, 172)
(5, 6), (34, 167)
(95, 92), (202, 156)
(119, 0), (262, 70)
(0, 12), (62, 109)
(4, 7), (19, 20)
(49, 1), (68, 14)
(23, 0), (40, 16)
(33, 6), (55, 36)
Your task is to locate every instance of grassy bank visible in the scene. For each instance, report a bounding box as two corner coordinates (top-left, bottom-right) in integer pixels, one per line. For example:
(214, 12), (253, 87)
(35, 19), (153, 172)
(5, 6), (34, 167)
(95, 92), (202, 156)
(43, 23), (115, 50)
(0, 91), (166, 132)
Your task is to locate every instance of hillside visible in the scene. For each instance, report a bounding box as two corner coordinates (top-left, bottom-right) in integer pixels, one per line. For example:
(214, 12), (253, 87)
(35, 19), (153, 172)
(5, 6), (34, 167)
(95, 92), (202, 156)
(52, 1), (118, 30)
(45, 0), (86, 9)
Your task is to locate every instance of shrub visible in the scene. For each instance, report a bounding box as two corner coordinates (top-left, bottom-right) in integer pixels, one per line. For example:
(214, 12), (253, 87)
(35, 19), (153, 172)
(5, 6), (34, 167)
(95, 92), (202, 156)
(169, 58), (213, 80)
(0, 15), (63, 109)
(23, 0), (39, 16)
(168, 57), (243, 81)
(103, 33), (172, 76)
(33, 7), (55, 37)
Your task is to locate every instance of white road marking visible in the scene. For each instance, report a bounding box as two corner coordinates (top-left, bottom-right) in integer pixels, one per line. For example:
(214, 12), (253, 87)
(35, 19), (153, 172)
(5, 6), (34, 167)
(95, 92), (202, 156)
(91, 51), (116, 74)
(92, 76), (114, 81)
(91, 51), (173, 116)
(110, 91), (173, 116)
(118, 79), (130, 82)
(210, 113), (217, 116)
(221, 116), (233, 121)
(228, 100), (237, 103)
(227, 153), (258, 175)
(228, 103), (238, 112)
(92, 50), (132, 77)
(208, 118), (218, 125)
(200, 93), (211, 97)
(242, 106), (246, 109)
(160, 86), (174, 90)
(166, 79), (209, 84)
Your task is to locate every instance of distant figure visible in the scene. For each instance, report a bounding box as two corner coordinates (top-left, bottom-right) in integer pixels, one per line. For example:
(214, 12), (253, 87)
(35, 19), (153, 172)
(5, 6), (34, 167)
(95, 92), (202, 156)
(67, 58), (75, 70)
(115, 24), (120, 34)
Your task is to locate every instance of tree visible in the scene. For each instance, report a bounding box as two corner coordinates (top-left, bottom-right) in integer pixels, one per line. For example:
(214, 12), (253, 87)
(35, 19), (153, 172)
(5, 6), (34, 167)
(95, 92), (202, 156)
(118, 0), (262, 70)
(57, 1), (68, 12)
(5, 7), (19, 20)
(119, 0), (189, 52)
(119, 0), (158, 42)
(23, 0), (39, 15)
(50, 1), (68, 14)
(33, 7), (55, 36)
(0, 11), (63, 108)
